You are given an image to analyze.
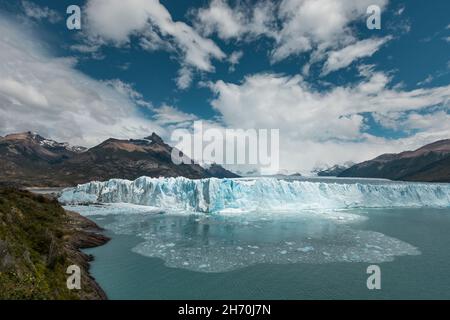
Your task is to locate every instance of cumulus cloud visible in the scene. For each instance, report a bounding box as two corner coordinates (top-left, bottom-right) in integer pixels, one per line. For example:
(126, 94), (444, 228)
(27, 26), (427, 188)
(194, 0), (388, 44)
(3, 2), (448, 174)
(192, 0), (277, 40)
(0, 16), (165, 147)
(273, 0), (388, 63)
(83, 0), (225, 73)
(194, 0), (245, 39)
(205, 70), (450, 172)
(193, 0), (389, 71)
(74, 0), (394, 85)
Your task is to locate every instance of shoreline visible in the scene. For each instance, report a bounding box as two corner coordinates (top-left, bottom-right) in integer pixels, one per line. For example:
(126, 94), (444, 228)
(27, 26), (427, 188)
(64, 209), (110, 300)
(42, 188), (112, 300)
(0, 187), (110, 299)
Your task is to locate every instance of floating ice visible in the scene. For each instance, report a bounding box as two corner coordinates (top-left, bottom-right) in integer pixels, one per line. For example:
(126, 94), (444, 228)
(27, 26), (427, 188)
(102, 211), (420, 273)
(59, 176), (450, 213)
(63, 203), (162, 216)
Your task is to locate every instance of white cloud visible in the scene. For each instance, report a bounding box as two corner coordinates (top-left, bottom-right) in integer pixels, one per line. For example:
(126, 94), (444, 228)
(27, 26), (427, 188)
(102, 79), (152, 108)
(176, 67), (193, 90)
(417, 75), (434, 86)
(0, 16), (165, 147)
(228, 50), (243, 72)
(70, 43), (101, 53)
(322, 37), (392, 75)
(139, 27), (174, 52)
(4, 2), (448, 175)
(118, 62), (131, 71)
(83, 0), (225, 72)
(272, 0), (388, 62)
(192, 0), (276, 41)
(21, 0), (62, 24)
(206, 71), (450, 172)
(395, 5), (405, 16)
(0, 78), (49, 108)
(193, 0), (389, 72)
(152, 105), (198, 126)
(194, 0), (245, 39)
(69, 43), (105, 60)
(403, 111), (450, 132)
(372, 109), (450, 144)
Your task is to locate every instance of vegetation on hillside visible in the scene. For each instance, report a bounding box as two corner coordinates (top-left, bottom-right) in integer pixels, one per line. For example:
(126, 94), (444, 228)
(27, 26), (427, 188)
(0, 188), (107, 299)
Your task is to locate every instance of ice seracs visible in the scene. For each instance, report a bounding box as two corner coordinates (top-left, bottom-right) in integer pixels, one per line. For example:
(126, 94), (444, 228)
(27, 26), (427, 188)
(59, 176), (450, 213)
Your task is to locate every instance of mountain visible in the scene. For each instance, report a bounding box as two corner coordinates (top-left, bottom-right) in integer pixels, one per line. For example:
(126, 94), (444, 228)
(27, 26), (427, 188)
(0, 132), (84, 186)
(60, 132), (209, 183)
(339, 139), (450, 182)
(203, 163), (240, 178)
(0, 132), (239, 187)
(290, 172), (303, 177)
(313, 162), (355, 177)
(235, 168), (260, 177)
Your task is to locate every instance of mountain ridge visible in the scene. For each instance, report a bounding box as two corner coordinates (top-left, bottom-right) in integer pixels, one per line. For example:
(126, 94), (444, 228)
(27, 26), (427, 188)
(312, 162), (355, 177)
(0, 131), (238, 187)
(339, 139), (450, 182)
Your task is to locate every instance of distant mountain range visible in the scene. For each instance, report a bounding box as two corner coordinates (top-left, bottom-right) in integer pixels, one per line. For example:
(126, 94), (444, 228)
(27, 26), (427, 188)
(339, 139), (450, 182)
(0, 132), (238, 187)
(2, 132), (449, 185)
(313, 162), (355, 177)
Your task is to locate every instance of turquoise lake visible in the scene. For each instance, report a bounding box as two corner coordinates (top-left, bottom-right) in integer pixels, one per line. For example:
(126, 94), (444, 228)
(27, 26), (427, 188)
(78, 207), (450, 299)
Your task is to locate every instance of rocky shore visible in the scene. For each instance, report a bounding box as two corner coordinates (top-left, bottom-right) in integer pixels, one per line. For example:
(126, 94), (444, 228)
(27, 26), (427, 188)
(63, 209), (110, 300)
(0, 188), (109, 299)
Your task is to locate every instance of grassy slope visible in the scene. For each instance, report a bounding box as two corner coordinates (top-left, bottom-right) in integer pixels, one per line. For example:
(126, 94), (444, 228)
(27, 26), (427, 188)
(0, 188), (106, 299)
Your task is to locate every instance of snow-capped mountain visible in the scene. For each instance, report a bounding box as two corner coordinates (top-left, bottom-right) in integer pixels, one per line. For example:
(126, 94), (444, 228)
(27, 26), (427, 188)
(312, 162), (355, 177)
(0, 131), (238, 186)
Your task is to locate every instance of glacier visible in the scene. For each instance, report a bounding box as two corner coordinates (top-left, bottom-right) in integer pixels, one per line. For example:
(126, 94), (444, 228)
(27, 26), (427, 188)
(58, 176), (450, 213)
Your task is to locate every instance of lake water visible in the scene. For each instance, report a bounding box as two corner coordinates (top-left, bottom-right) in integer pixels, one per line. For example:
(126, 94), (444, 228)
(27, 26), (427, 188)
(75, 206), (450, 299)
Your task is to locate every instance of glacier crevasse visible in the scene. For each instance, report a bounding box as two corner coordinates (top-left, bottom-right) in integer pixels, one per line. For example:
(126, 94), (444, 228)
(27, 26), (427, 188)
(58, 177), (450, 213)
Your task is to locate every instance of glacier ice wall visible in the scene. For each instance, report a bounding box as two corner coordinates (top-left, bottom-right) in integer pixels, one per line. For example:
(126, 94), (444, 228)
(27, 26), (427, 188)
(58, 177), (450, 213)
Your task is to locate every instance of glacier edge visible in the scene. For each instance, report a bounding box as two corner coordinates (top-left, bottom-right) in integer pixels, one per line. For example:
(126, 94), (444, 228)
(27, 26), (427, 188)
(58, 176), (450, 213)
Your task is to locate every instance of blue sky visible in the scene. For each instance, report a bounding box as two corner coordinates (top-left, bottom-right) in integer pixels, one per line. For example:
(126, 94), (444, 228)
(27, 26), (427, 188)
(0, 0), (449, 173)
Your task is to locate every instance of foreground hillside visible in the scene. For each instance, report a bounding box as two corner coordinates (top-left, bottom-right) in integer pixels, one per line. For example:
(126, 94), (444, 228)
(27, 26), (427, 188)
(0, 188), (108, 299)
(0, 132), (238, 187)
(339, 139), (450, 182)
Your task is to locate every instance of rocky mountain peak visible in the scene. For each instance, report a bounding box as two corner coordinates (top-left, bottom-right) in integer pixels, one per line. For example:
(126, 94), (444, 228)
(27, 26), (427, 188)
(144, 132), (164, 144)
(0, 130), (239, 186)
